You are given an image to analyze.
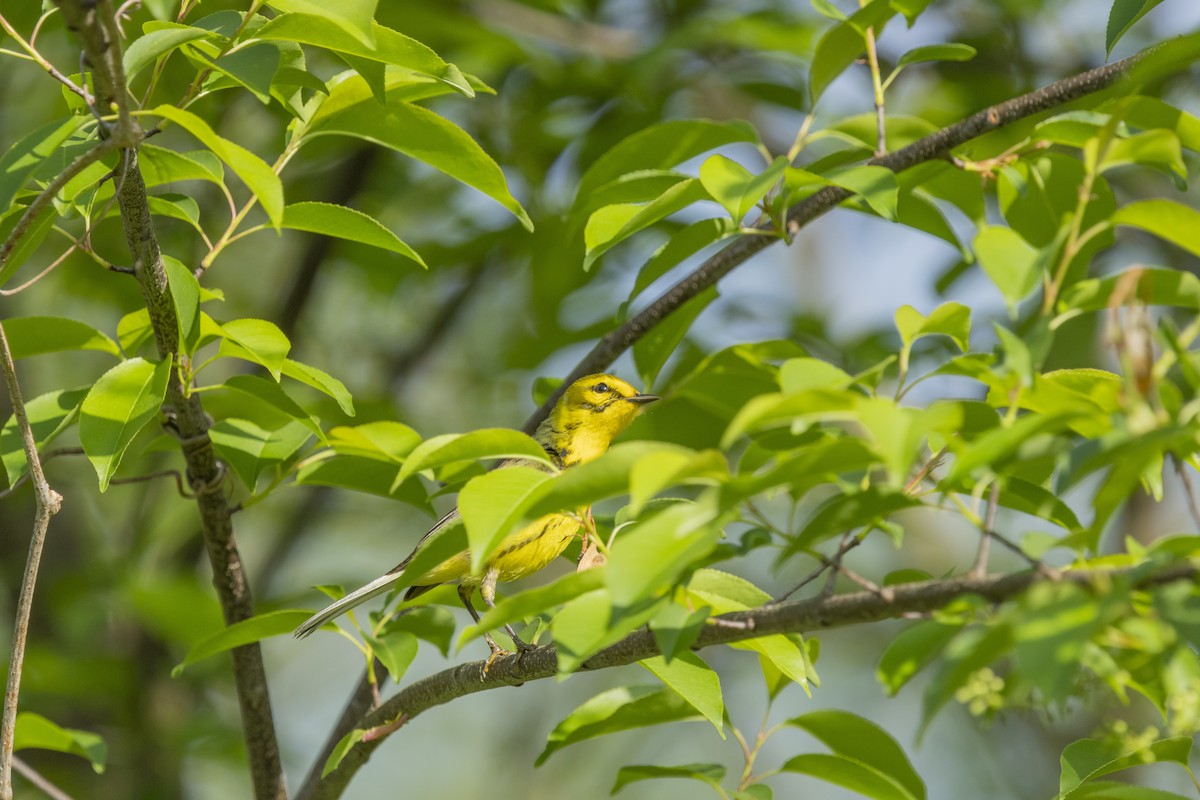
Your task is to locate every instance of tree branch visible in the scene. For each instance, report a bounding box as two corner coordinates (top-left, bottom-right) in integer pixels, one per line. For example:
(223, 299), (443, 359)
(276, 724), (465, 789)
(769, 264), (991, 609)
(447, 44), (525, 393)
(304, 561), (1196, 798)
(53, 3), (285, 798)
(0, 320), (63, 800)
(522, 51), (1142, 433)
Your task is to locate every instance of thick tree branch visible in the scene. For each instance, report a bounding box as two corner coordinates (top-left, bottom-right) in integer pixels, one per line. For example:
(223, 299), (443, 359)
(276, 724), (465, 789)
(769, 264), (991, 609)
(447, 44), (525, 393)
(304, 561), (1196, 799)
(523, 51), (1142, 433)
(53, 2), (285, 798)
(0, 321), (63, 800)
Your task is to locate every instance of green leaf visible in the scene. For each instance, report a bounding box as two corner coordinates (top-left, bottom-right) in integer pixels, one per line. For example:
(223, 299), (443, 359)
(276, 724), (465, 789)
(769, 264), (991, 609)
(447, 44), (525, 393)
(1060, 737), (1192, 799)
(1063, 782), (1196, 800)
(282, 201), (425, 266)
(1058, 266), (1200, 319)
(649, 602), (710, 662)
(79, 358), (172, 491)
(1112, 199), (1200, 257)
(628, 447), (727, 516)
(173, 609), (313, 675)
(781, 754), (915, 800)
(217, 318), (291, 379)
(13, 712), (106, 774)
(791, 487), (921, 551)
(0, 204), (56, 286)
(254, 14), (471, 96)
(786, 710), (925, 800)
(2, 316), (120, 359)
(147, 105), (284, 229)
(1101, 129), (1186, 184)
(921, 624), (1011, 734)
(634, 286), (718, 388)
(210, 418), (312, 489)
(0, 117), (86, 213)
(303, 98), (530, 230)
(282, 358), (355, 416)
(576, 119), (760, 206)
(140, 144), (225, 187)
(640, 652), (725, 736)
(896, 43), (976, 68)
(809, 0), (895, 103)
(322, 729), (364, 778)
(163, 255), (202, 353)
(974, 225), (1042, 313)
(265, 0), (378, 47)
(1, 387), (88, 484)
(458, 569), (604, 648)
(379, 605), (457, 656)
(536, 685), (702, 765)
(607, 500), (721, 607)
(895, 301), (971, 352)
(1106, 0), (1166, 55)
(611, 764), (726, 795)
(584, 179), (711, 271)
(395, 428), (551, 487)
(362, 629), (418, 683)
(205, 43), (282, 105)
(629, 218), (737, 302)
(329, 421), (421, 462)
(457, 466), (555, 573)
(829, 165), (899, 220)
(222, 374), (323, 439)
(876, 619), (961, 696)
(123, 24), (218, 80)
(1013, 582), (1113, 705)
(699, 154), (788, 222)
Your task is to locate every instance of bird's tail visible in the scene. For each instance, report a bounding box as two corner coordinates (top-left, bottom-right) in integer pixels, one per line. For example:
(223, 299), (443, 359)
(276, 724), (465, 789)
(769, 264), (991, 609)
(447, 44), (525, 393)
(293, 571), (404, 639)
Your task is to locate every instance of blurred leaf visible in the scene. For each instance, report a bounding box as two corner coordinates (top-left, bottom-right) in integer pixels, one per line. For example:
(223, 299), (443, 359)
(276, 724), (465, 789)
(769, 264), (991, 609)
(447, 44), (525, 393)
(634, 287), (718, 388)
(921, 624), (1011, 735)
(149, 105), (284, 229)
(781, 753), (916, 800)
(79, 358), (171, 492)
(790, 487), (921, 552)
(640, 651), (725, 736)
(2, 316), (120, 359)
(895, 43), (976, 68)
(536, 685), (701, 765)
(172, 610), (313, 675)
(611, 763), (725, 795)
(1, 387), (88, 484)
(974, 225), (1042, 314)
(1013, 582), (1115, 704)
(785, 710), (925, 800)
(1112, 199), (1200, 257)
(629, 218), (737, 302)
(895, 302), (970, 352)
(282, 201), (425, 266)
(0, 117), (86, 212)
(1058, 266), (1200, 320)
(810, 0), (895, 102)
(1059, 737), (1192, 798)
(877, 619), (962, 696)
(13, 712), (106, 774)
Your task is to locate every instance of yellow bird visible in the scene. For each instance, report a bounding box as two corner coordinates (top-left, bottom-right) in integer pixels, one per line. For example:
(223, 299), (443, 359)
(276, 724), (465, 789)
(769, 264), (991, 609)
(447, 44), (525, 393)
(294, 374), (659, 657)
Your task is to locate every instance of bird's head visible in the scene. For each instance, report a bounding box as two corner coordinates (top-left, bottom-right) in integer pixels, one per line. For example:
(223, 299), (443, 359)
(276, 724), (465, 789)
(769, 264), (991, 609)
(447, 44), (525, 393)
(545, 374), (659, 465)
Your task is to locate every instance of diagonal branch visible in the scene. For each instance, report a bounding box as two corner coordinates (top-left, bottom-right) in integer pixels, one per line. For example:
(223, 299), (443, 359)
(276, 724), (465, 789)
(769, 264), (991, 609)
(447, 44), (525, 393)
(303, 561), (1197, 799)
(522, 50), (1143, 433)
(52, 2), (285, 798)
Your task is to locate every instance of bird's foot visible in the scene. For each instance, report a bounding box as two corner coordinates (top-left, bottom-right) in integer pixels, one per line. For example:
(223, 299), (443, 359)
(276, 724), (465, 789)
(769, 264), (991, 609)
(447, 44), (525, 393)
(482, 634), (511, 677)
(504, 625), (537, 662)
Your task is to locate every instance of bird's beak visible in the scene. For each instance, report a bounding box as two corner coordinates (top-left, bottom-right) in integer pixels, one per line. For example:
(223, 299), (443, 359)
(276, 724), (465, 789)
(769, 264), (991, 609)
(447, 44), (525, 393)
(628, 393), (660, 406)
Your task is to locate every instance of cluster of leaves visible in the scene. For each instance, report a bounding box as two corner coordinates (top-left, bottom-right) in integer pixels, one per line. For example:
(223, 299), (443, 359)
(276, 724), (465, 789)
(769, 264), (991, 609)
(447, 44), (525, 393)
(2, 0), (1199, 798)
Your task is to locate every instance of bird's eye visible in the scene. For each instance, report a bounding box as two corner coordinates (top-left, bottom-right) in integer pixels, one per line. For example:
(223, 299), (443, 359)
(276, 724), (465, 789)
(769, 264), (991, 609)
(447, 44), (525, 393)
(592, 383), (610, 394)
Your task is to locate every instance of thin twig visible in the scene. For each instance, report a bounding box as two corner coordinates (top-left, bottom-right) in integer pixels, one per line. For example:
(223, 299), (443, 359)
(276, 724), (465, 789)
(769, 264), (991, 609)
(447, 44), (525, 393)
(0, 139), (120, 273)
(11, 756), (74, 800)
(972, 482), (999, 577)
(0, 12), (92, 103)
(0, 320), (64, 800)
(774, 534), (862, 603)
(0, 448), (84, 500)
(110, 468), (195, 498)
